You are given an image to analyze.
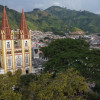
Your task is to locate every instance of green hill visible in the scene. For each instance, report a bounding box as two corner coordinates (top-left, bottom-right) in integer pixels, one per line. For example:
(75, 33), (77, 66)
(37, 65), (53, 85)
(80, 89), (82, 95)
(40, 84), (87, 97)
(46, 6), (100, 33)
(0, 5), (100, 33)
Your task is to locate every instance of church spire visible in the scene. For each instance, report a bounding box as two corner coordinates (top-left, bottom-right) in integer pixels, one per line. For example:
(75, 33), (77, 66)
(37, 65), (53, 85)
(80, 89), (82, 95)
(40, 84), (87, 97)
(1, 6), (11, 39)
(19, 9), (29, 39)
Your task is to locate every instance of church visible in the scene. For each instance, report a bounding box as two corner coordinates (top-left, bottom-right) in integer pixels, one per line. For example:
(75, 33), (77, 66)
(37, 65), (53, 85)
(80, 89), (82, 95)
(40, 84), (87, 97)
(0, 7), (32, 74)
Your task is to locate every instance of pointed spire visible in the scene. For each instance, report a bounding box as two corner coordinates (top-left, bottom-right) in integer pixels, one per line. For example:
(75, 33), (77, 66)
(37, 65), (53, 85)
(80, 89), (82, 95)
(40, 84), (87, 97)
(1, 6), (11, 39)
(19, 9), (29, 39)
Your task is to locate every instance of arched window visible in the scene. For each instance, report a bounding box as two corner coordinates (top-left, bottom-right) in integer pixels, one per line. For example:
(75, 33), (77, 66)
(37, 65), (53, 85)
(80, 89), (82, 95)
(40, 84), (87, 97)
(8, 57), (11, 67)
(16, 56), (21, 66)
(25, 55), (29, 64)
(7, 42), (10, 48)
(25, 41), (28, 47)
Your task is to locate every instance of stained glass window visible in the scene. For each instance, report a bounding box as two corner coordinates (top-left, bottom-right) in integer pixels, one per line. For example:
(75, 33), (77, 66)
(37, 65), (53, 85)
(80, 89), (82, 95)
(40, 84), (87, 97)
(25, 55), (29, 64)
(8, 57), (11, 66)
(25, 41), (28, 46)
(16, 56), (21, 66)
(7, 42), (10, 48)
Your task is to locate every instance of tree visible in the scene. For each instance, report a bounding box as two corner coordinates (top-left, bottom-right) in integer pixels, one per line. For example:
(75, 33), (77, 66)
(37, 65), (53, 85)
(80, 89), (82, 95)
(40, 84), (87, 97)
(41, 38), (100, 89)
(19, 74), (37, 100)
(28, 69), (87, 100)
(0, 70), (22, 100)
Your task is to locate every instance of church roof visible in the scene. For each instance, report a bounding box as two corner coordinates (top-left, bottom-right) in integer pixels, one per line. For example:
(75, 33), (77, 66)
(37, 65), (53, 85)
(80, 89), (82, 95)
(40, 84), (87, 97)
(19, 9), (29, 39)
(1, 7), (11, 39)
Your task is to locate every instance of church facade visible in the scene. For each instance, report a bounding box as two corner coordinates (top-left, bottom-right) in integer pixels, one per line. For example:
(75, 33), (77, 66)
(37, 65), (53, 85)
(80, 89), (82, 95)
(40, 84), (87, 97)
(0, 7), (32, 74)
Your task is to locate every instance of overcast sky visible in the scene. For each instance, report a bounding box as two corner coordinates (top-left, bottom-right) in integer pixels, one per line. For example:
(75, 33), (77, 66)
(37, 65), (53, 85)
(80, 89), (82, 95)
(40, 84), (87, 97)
(0, 0), (100, 14)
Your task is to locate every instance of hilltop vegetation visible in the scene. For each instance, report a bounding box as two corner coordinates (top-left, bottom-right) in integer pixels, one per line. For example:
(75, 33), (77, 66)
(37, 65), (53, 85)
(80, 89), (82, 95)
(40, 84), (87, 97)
(0, 5), (100, 33)
(46, 6), (100, 33)
(41, 38), (100, 98)
(41, 38), (100, 86)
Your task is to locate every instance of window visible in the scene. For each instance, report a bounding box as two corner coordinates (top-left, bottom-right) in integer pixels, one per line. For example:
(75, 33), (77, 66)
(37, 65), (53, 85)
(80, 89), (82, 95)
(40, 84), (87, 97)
(25, 55), (29, 64)
(7, 42), (10, 48)
(34, 49), (38, 54)
(16, 56), (21, 66)
(8, 58), (11, 67)
(25, 41), (28, 47)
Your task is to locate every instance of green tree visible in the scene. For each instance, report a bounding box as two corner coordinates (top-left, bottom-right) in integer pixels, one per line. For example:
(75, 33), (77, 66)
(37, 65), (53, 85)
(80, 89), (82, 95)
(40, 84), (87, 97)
(19, 74), (37, 100)
(28, 69), (87, 100)
(0, 70), (22, 100)
(41, 38), (100, 89)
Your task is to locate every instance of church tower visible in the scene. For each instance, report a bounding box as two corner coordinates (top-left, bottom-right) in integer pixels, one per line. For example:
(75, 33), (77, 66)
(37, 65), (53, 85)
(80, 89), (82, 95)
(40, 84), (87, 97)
(0, 7), (15, 74)
(18, 9), (32, 74)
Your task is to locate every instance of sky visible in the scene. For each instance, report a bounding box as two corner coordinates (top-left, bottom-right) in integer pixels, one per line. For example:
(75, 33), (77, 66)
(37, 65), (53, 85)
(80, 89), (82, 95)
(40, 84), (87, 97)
(0, 0), (100, 14)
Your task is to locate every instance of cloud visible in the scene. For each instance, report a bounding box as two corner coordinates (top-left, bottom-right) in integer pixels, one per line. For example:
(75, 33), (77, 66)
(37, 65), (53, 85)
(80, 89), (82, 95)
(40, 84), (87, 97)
(0, 0), (100, 14)
(53, 1), (62, 6)
(95, 11), (100, 14)
(69, 0), (82, 10)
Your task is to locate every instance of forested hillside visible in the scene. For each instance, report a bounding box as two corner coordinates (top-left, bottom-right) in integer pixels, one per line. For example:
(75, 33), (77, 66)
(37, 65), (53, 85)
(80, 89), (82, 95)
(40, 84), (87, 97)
(46, 6), (100, 33)
(0, 5), (100, 33)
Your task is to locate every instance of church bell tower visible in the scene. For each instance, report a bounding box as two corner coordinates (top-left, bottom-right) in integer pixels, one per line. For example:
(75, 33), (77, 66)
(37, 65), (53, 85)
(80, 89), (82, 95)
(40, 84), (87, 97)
(0, 7), (15, 74)
(18, 9), (32, 74)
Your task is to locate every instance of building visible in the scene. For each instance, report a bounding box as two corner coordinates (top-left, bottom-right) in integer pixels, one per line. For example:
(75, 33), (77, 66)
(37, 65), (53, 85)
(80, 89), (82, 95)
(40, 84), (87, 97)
(0, 7), (32, 74)
(32, 47), (39, 59)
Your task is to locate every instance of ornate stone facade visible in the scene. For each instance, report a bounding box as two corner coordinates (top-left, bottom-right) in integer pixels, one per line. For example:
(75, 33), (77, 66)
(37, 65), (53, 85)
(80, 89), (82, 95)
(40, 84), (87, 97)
(0, 7), (32, 74)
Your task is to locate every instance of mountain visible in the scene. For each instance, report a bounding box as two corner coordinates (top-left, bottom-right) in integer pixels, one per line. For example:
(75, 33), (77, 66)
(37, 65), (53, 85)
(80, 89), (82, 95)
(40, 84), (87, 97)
(45, 6), (100, 33)
(0, 5), (100, 34)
